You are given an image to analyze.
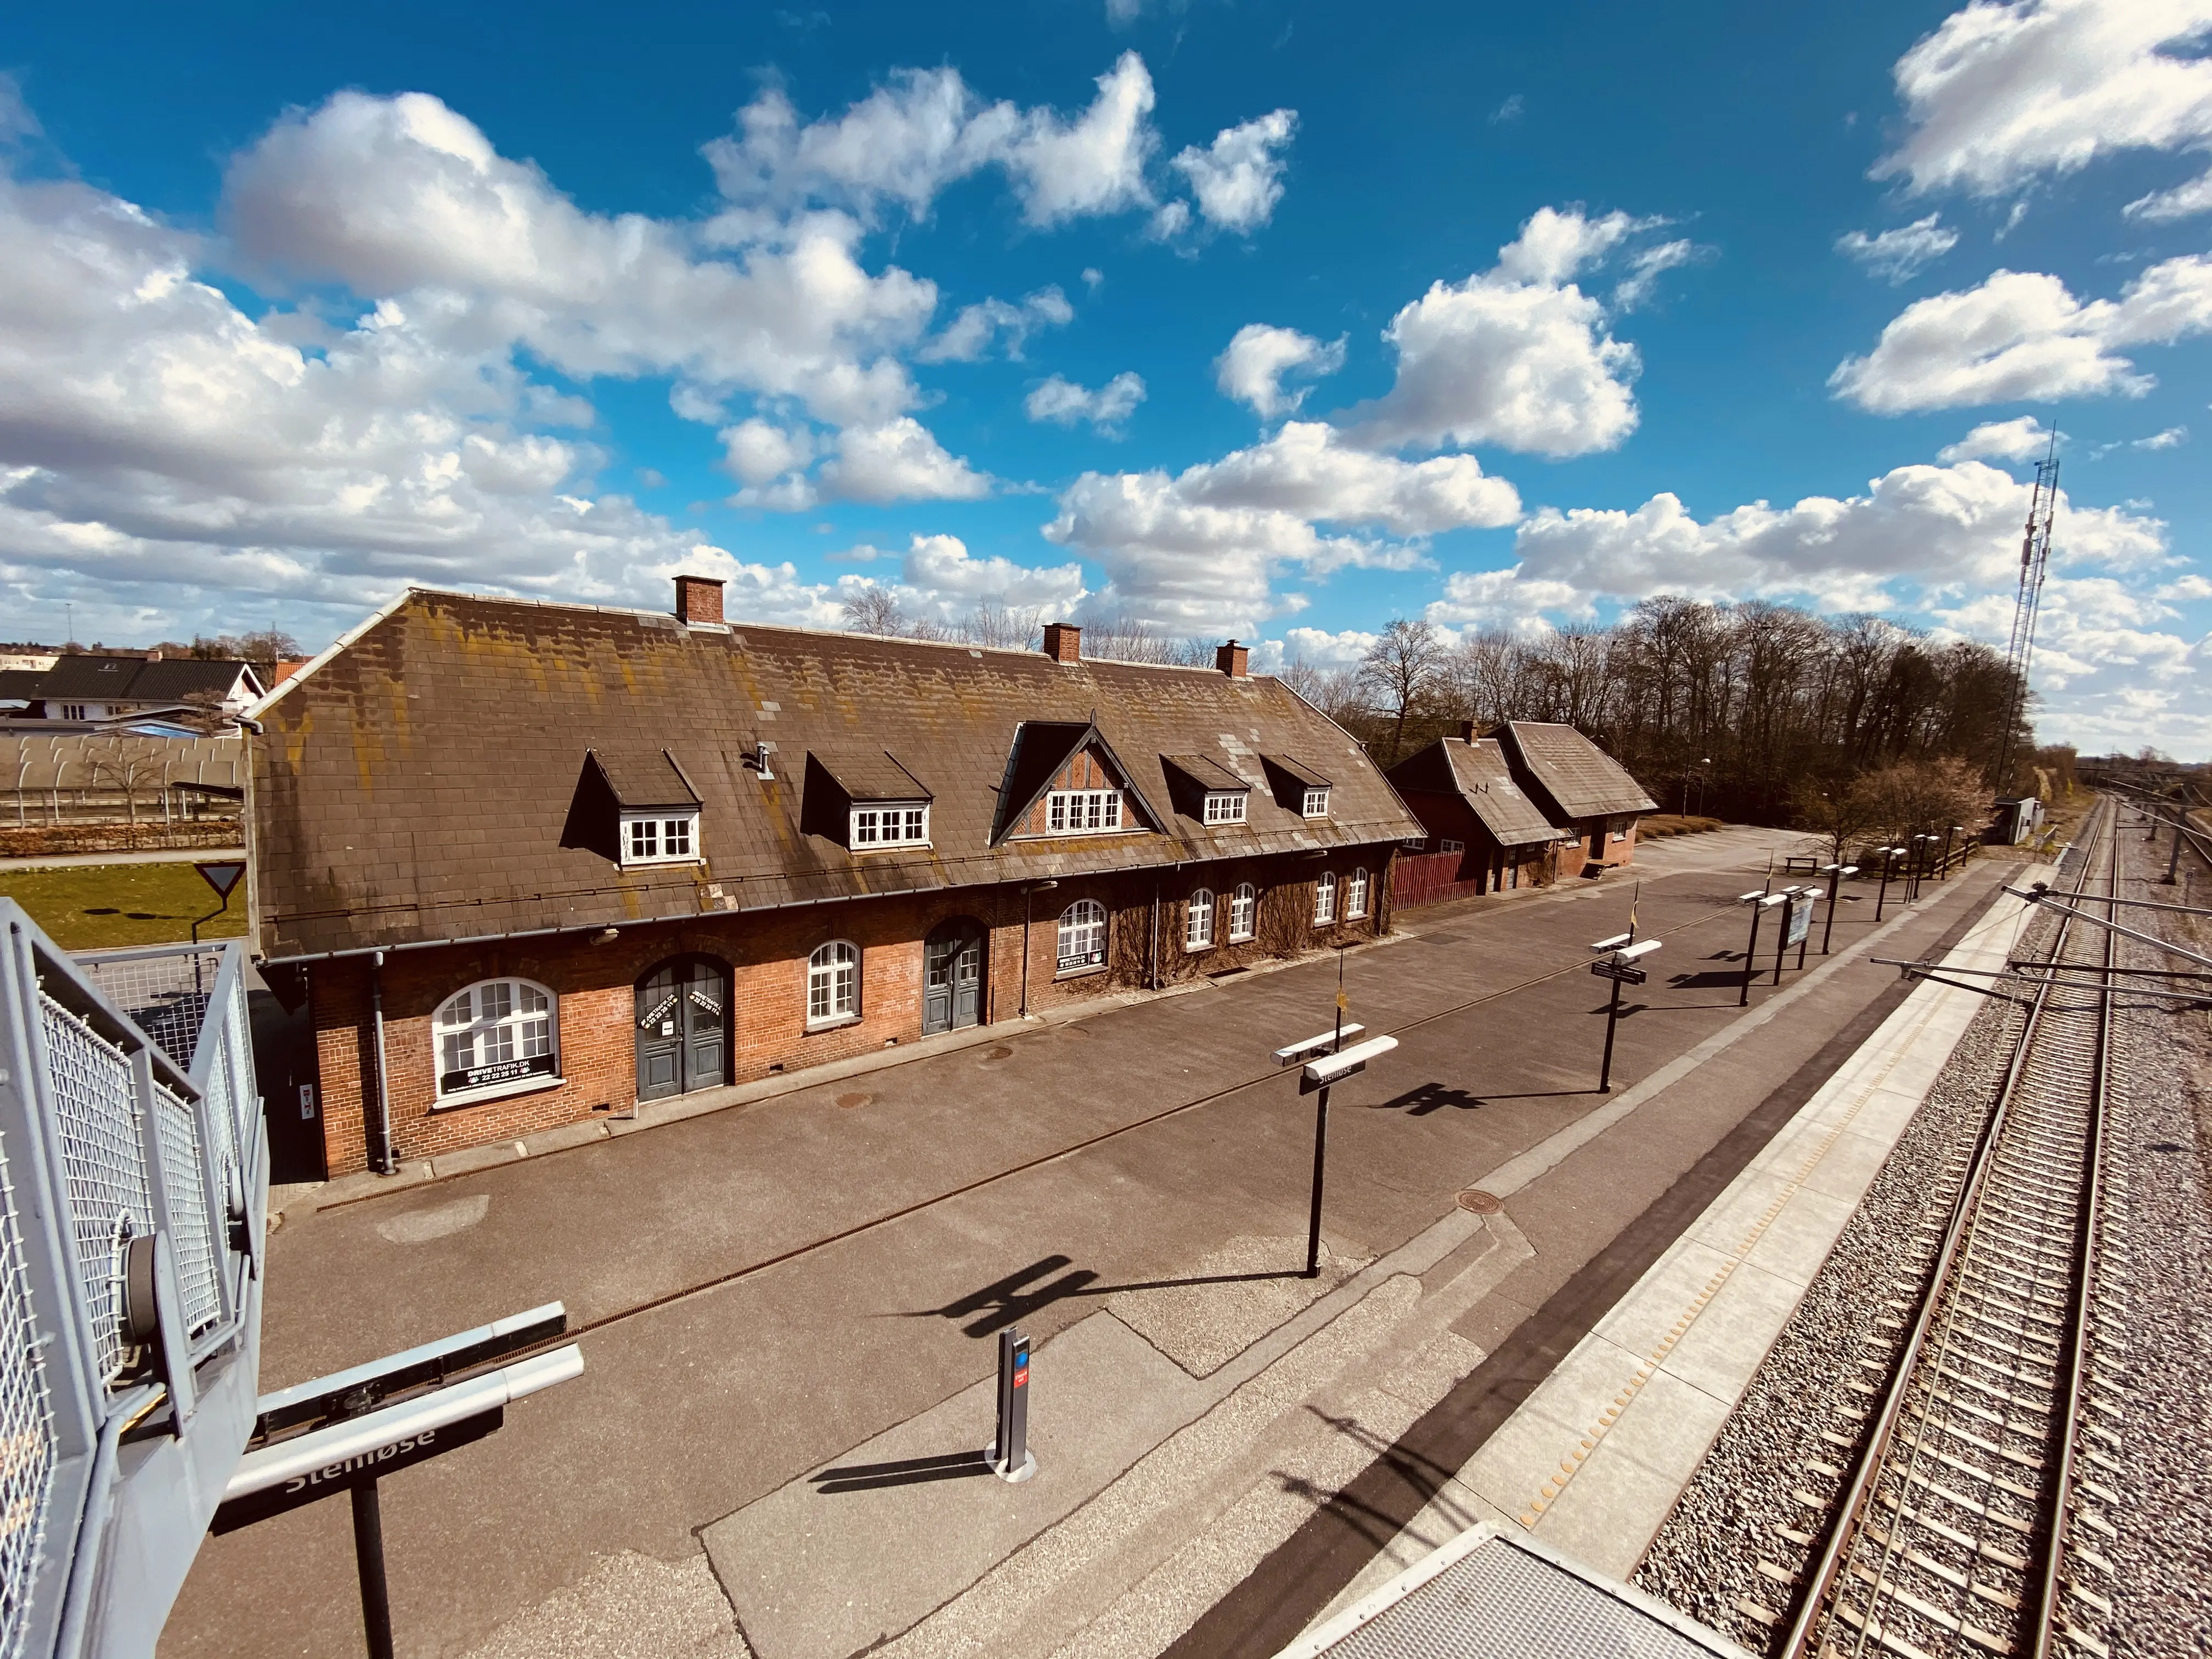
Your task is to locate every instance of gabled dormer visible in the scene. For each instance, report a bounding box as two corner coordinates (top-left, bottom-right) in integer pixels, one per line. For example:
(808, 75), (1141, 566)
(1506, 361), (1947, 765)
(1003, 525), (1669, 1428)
(1162, 754), (1254, 826)
(1261, 754), (1332, 820)
(803, 749), (934, 852)
(562, 749), (702, 867)
(992, 718), (1163, 844)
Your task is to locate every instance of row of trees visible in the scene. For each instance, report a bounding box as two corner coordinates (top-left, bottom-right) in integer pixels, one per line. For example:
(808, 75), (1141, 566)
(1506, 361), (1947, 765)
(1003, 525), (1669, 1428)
(1282, 599), (2035, 824)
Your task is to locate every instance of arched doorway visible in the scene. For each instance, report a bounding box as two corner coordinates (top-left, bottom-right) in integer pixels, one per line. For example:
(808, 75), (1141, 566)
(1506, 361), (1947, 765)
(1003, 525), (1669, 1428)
(636, 955), (729, 1103)
(922, 918), (985, 1036)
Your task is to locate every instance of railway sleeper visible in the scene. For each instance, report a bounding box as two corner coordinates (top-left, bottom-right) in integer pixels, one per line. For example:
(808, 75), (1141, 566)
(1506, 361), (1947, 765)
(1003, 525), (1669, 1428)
(1841, 1564), (2010, 1654)
(1887, 1502), (2030, 1571)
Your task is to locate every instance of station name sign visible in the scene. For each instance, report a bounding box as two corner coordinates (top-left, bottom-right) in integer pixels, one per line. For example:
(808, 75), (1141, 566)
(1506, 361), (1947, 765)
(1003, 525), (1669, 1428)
(212, 1407), (504, 1532)
(439, 1053), (556, 1096)
(1056, 945), (1105, 974)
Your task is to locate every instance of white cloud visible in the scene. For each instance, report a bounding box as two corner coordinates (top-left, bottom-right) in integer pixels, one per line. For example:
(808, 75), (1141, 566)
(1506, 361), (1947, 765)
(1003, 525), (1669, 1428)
(1280, 626), (1378, 665)
(1613, 239), (1702, 311)
(1831, 255), (2212, 412)
(701, 55), (1163, 230)
(2127, 168), (2212, 224)
(720, 418), (816, 486)
(1342, 208), (1659, 456)
(1214, 324), (1347, 419)
(1504, 459), (2165, 612)
(2134, 424), (2189, 449)
(1168, 109), (1297, 233)
(1937, 415), (2055, 461)
(817, 418), (992, 505)
(1489, 94), (1525, 126)
(1024, 372), (1147, 433)
(1424, 566), (1591, 627)
(0, 72), (40, 146)
(1043, 421), (1520, 634)
(897, 532), (1088, 612)
(917, 286), (1073, 362)
(1875, 0), (2212, 212)
(224, 91), (938, 428)
(1836, 214), (1959, 283)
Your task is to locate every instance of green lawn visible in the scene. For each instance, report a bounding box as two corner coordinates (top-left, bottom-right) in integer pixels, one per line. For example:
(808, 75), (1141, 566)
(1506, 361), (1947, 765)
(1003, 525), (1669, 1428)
(0, 862), (249, 951)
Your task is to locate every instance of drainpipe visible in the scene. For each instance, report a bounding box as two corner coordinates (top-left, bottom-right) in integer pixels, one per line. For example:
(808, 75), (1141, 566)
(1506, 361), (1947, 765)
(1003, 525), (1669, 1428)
(1149, 873), (1163, 990)
(368, 950), (397, 1174)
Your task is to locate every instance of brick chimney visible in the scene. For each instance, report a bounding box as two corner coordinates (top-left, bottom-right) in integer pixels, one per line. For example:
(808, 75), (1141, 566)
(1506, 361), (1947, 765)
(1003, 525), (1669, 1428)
(675, 574), (725, 625)
(1042, 622), (1082, 664)
(1215, 639), (1249, 679)
(1459, 720), (1481, 743)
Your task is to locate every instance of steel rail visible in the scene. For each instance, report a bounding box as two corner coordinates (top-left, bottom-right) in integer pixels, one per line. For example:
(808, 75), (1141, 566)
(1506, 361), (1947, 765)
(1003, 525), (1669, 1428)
(1778, 794), (2111, 1659)
(2029, 794), (2118, 1657)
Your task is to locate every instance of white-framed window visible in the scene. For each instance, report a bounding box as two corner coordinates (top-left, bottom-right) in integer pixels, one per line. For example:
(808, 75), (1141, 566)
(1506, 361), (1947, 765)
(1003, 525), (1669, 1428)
(1402, 836), (1428, 852)
(1228, 883), (1257, 941)
(807, 940), (860, 1025)
(435, 978), (557, 1101)
(850, 803), (929, 850)
(1610, 817), (1630, 843)
(1314, 870), (1338, 925)
(1203, 791), (1248, 825)
(1057, 899), (1107, 973)
(622, 810), (699, 866)
(1346, 867), (1370, 919)
(1047, 789), (1123, 833)
(60, 704), (88, 721)
(1302, 787), (1330, 818)
(1186, 888), (1216, 950)
(1440, 838), (1465, 854)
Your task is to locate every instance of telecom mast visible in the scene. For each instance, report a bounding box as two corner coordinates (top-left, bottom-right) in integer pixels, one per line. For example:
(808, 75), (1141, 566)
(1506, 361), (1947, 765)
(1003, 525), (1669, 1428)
(1993, 430), (2057, 793)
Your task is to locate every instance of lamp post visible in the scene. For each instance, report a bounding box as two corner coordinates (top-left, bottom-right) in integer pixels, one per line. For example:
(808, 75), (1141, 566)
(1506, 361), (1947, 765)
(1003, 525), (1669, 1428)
(1819, 862), (1857, 955)
(1910, 833), (1939, 900)
(1937, 824), (1959, 881)
(1873, 847), (1901, 923)
(1738, 890), (1785, 1007)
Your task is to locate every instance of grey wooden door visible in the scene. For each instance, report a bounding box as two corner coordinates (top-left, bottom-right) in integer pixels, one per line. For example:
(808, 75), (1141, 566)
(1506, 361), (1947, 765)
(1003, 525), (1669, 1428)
(922, 923), (984, 1035)
(636, 958), (728, 1102)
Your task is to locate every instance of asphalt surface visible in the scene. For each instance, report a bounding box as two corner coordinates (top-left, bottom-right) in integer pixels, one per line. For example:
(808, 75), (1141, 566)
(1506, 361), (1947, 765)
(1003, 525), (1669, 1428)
(160, 830), (2014, 1658)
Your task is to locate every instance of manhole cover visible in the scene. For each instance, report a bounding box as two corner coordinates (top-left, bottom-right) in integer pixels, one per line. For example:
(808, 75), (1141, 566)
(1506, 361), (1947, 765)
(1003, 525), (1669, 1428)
(1456, 1188), (1503, 1215)
(836, 1092), (871, 1110)
(981, 1045), (1015, 1062)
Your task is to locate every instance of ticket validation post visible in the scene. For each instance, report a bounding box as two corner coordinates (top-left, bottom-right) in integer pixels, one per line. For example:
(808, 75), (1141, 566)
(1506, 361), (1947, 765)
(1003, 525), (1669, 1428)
(1820, 864), (1857, 954)
(1738, 891), (1787, 1007)
(213, 1305), (582, 1659)
(1589, 937), (1661, 1093)
(989, 1326), (1036, 1483)
(1273, 1027), (1397, 1278)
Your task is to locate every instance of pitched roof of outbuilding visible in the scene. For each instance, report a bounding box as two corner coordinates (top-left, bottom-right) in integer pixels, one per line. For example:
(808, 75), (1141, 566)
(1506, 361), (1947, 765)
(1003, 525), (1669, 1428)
(1385, 737), (1562, 847)
(1497, 721), (1658, 819)
(35, 656), (257, 703)
(252, 589), (1419, 960)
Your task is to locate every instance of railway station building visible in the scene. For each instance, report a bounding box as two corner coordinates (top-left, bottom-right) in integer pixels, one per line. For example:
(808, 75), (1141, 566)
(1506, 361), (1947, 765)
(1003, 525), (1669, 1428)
(248, 580), (1421, 1177)
(1386, 722), (1656, 904)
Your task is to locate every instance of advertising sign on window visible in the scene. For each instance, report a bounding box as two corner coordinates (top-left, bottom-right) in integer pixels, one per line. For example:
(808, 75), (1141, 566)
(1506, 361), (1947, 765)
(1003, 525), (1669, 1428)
(440, 1052), (557, 1097)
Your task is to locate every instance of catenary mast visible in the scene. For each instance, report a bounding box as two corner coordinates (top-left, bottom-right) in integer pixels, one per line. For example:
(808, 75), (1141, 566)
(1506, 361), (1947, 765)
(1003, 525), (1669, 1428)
(1994, 427), (2058, 793)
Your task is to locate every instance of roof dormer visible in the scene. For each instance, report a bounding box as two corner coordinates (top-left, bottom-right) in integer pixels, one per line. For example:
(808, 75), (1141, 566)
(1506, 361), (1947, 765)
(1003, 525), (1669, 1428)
(803, 749), (934, 853)
(992, 719), (1161, 844)
(1163, 754), (1254, 826)
(562, 749), (703, 867)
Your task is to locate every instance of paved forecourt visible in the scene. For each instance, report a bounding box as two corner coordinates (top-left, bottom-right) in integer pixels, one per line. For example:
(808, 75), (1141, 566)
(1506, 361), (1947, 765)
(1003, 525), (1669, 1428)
(159, 828), (2012, 1659)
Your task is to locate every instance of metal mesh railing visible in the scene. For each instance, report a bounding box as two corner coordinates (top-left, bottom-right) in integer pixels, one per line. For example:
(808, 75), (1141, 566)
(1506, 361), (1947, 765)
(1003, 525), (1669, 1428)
(0, 1130), (55, 1659)
(36, 996), (151, 1387)
(152, 1090), (221, 1338)
(71, 946), (225, 1075)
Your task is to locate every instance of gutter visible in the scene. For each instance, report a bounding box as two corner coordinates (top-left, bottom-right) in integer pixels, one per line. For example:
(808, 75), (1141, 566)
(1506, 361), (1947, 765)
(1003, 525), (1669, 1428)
(369, 950), (396, 1175)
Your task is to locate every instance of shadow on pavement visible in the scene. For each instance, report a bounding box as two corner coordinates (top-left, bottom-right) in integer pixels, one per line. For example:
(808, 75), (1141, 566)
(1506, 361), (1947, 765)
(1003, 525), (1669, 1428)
(809, 1449), (993, 1494)
(902, 1253), (1308, 1335)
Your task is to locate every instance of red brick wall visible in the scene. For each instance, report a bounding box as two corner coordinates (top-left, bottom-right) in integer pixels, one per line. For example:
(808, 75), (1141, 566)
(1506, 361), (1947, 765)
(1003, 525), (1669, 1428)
(308, 848), (1394, 1175)
(1554, 815), (1640, 879)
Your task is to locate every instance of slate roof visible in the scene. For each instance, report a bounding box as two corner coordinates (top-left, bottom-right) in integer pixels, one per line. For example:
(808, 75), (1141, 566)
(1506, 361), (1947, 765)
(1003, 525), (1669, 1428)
(1386, 737), (1561, 848)
(1163, 754), (1250, 793)
(810, 748), (932, 802)
(1497, 722), (1657, 819)
(34, 656), (257, 704)
(0, 670), (44, 704)
(590, 749), (699, 808)
(252, 589), (1419, 960)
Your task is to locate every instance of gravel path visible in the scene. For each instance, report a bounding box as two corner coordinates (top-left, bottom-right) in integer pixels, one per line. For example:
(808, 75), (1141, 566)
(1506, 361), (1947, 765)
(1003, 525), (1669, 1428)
(1633, 815), (2212, 1657)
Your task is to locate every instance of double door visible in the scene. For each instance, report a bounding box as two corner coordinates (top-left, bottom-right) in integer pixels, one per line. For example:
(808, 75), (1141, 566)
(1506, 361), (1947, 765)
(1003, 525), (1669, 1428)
(636, 957), (728, 1102)
(923, 922), (984, 1035)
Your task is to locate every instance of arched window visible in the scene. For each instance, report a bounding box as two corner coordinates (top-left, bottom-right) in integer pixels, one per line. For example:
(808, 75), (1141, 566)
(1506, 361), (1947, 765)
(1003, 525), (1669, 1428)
(1346, 867), (1370, 919)
(435, 979), (557, 1101)
(1313, 870), (1339, 925)
(1185, 888), (1216, 950)
(808, 941), (860, 1025)
(1228, 883), (1257, 941)
(1057, 899), (1107, 973)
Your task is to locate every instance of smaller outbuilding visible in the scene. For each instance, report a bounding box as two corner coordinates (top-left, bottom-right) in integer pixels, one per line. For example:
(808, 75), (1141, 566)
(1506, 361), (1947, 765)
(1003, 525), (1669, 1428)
(1386, 721), (1657, 905)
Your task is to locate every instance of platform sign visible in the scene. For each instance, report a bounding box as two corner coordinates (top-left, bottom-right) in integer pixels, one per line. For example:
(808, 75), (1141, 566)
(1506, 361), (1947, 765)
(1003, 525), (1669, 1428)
(1785, 890), (1814, 947)
(212, 1407), (503, 1532)
(1590, 961), (1647, 985)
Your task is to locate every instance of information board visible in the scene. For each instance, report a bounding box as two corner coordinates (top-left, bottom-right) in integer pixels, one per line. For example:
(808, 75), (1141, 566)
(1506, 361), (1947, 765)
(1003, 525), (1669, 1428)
(1785, 890), (1814, 946)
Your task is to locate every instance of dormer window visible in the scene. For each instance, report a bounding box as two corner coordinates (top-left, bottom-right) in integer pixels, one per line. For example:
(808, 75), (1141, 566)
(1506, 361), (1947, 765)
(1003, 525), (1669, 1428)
(1203, 791), (1248, 825)
(851, 803), (929, 849)
(1302, 787), (1330, 819)
(1048, 789), (1123, 833)
(623, 811), (699, 865)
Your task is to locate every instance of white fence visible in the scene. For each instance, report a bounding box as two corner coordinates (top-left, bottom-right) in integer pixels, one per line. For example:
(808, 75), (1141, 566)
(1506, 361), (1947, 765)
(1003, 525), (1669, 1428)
(0, 904), (265, 1658)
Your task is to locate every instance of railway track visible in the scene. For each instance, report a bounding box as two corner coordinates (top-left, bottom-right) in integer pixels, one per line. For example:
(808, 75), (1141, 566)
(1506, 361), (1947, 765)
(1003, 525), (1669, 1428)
(1780, 796), (2124, 1659)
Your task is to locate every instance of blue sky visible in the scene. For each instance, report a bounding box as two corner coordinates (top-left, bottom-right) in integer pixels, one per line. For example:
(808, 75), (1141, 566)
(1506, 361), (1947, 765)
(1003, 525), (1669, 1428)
(1, 0), (2208, 754)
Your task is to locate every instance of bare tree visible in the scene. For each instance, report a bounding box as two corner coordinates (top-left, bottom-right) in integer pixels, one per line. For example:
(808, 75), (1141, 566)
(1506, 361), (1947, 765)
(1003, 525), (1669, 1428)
(1358, 620), (1446, 765)
(840, 586), (906, 636)
(955, 601), (1043, 651)
(1276, 658), (1369, 728)
(82, 736), (170, 826)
